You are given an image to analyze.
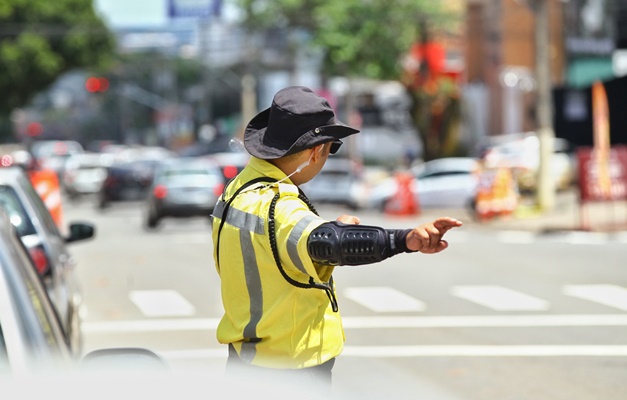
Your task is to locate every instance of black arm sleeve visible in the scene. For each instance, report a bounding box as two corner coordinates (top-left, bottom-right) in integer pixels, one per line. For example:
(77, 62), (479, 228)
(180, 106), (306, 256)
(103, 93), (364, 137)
(307, 221), (415, 266)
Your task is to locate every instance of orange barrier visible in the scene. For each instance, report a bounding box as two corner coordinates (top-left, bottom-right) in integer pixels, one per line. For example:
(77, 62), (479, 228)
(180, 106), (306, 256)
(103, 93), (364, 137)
(384, 172), (420, 216)
(29, 169), (64, 228)
(474, 167), (518, 221)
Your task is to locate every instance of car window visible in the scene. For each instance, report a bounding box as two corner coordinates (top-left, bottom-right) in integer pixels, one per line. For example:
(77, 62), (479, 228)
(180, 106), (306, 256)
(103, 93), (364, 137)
(0, 186), (37, 237)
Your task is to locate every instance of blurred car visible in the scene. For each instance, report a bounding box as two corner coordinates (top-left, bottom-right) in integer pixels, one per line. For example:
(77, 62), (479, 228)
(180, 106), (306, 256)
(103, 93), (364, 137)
(144, 157), (225, 229)
(98, 158), (162, 209)
(368, 157), (480, 210)
(300, 157), (367, 210)
(30, 140), (84, 179)
(62, 152), (113, 199)
(0, 206), (74, 372)
(204, 151), (250, 182)
(0, 166), (95, 356)
(0, 208), (167, 375)
(481, 134), (576, 193)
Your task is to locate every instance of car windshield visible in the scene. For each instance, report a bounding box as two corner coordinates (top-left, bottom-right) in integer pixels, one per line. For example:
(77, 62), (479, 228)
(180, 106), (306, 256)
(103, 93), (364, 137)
(158, 161), (222, 183)
(0, 186), (37, 237)
(31, 141), (83, 159)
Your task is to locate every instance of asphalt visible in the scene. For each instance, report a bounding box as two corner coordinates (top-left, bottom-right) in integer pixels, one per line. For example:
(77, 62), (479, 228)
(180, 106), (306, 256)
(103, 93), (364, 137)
(419, 188), (627, 233)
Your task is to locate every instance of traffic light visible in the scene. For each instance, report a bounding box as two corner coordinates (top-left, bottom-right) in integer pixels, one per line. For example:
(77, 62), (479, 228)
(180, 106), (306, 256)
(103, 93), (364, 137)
(85, 77), (109, 93)
(26, 122), (43, 137)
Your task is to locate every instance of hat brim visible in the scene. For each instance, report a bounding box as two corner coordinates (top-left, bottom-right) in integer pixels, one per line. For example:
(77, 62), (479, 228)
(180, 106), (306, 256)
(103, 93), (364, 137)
(244, 108), (359, 160)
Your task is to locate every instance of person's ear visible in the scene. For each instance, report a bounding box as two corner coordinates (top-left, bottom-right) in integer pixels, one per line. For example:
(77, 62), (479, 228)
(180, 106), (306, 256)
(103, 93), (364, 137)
(311, 144), (325, 162)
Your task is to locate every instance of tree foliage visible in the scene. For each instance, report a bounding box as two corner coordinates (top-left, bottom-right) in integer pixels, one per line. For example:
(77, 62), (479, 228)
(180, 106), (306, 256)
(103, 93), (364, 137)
(0, 0), (115, 119)
(236, 0), (446, 79)
(235, 0), (464, 160)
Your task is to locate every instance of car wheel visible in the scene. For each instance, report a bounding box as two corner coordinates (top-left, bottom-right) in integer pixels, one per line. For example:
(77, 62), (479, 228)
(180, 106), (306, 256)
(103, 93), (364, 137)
(146, 209), (161, 229)
(97, 194), (108, 210)
(346, 201), (360, 211)
(146, 215), (160, 229)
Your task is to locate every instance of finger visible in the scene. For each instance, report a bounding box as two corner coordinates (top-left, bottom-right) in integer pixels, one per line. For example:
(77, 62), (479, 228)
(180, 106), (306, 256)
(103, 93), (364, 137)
(434, 218), (463, 230)
(427, 226), (442, 248)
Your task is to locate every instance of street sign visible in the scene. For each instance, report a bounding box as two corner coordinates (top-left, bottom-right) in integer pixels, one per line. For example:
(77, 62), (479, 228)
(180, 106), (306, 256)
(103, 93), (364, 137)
(577, 146), (627, 202)
(167, 0), (222, 18)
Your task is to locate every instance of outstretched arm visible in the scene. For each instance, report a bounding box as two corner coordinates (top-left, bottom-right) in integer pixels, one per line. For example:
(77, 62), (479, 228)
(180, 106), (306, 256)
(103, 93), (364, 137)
(307, 217), (462, 266)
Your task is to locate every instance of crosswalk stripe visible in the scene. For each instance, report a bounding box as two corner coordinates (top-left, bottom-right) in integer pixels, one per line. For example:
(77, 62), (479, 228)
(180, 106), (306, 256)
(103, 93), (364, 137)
(496, 231), (536, 244)
(129, 290), (196, 317)
(563, 284), (627, 311)
(451, 285), (549, 311)
(561, 232), (610, 245)
(343, 287), (426, 312)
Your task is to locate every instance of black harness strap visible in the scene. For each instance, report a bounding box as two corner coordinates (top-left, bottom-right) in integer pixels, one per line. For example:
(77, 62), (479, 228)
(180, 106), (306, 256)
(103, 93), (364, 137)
(215, 177), (338, 312)
(214, 177), (277, 271)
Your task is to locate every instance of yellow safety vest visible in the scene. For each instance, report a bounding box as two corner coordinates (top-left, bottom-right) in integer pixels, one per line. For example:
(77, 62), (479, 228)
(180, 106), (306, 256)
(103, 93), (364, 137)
(211, 157), (345, 369)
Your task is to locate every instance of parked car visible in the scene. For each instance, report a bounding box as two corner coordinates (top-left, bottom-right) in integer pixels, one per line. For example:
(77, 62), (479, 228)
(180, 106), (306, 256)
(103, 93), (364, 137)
(368, 157), (480, 210)
(0, 166), (95, 356)
(98, 158), (162, 209)
(300, 157), (367, 210)
(0, 207), (166, 375)
(204, 151), (250, 182)
(144, 157), (225, 229)
(0, 206), (73, 372)
(62, 152), (112, 199)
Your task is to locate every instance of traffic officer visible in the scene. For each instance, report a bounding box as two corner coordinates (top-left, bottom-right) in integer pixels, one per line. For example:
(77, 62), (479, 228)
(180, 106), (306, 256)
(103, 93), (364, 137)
(211, 86), (462, 390)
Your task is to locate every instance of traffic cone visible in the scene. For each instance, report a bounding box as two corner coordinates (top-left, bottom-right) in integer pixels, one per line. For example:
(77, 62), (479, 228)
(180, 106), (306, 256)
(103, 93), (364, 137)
(384, 172), (420, 216)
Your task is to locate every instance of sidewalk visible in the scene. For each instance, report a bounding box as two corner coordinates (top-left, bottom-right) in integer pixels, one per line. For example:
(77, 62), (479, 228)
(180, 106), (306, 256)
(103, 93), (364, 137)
(422, 189), (627, 233)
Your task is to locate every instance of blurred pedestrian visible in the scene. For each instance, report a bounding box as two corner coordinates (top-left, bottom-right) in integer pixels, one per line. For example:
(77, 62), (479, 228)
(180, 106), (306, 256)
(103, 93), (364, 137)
(211, 86), (462, 391)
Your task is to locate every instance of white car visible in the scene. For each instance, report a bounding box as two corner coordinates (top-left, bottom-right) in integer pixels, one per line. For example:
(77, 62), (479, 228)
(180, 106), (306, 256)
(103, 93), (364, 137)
(368, 157), (480, 210)
(62, 153), (113, 198)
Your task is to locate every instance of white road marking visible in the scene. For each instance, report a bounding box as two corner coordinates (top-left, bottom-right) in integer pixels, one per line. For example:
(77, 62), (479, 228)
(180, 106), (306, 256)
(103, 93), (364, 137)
(342, 314), (627, 328)
(129, 290), (196, 317)
(343, 287), (426, 312)
(82, 314), (627, 334)
(451, 285), (549, 311)
(341, 345), (627, 357)
(496, 231), (536, 244)
(563, 284), (627, 311)
(561, 232), (610, 245)
(156, 345), (627, 360)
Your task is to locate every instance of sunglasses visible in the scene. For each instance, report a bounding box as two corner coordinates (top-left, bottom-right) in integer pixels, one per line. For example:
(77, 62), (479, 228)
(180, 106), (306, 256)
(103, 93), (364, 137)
(329, 140), (343, 155)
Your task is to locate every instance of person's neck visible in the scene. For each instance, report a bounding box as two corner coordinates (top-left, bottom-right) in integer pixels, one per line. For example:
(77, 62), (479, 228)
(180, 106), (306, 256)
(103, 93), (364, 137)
(269, 157), (307, 186)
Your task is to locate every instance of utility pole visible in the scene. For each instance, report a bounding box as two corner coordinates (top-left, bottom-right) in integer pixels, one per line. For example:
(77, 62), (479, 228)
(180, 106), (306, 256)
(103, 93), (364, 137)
(533, 0), (556, 211)
(199, 18), (212, 136)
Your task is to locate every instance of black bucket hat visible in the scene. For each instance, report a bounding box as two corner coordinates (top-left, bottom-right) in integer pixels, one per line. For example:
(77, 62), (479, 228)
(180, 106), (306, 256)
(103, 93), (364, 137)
(244, 86), (359, 159)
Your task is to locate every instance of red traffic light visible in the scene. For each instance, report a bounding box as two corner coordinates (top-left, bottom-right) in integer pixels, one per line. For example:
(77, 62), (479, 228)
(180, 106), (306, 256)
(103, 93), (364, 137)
(85, 77), (109, 93)
(26, 122), (43, 137)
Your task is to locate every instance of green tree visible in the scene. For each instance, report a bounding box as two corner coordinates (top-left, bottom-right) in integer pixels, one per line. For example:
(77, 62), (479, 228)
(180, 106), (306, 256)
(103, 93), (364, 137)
(235, 0), (464, 161)
(0, 0), (115, 138)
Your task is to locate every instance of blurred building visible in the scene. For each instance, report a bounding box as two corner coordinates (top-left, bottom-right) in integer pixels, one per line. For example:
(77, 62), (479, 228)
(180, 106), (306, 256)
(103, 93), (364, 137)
(464, 0), (627, 147)
(464, 0), (566, 138)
